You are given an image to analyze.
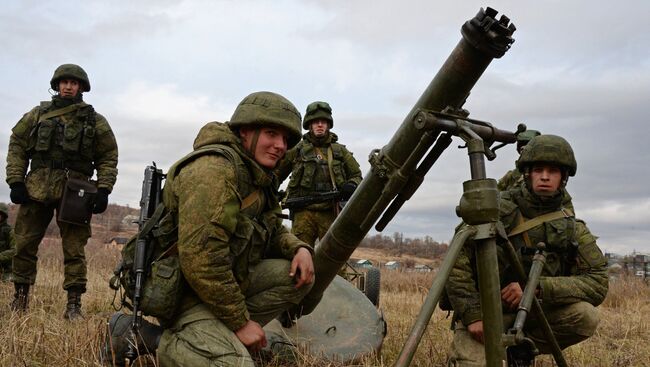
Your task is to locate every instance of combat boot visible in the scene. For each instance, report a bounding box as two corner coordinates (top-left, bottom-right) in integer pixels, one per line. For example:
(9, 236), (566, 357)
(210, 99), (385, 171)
(10, 283), (30, 312)
(100, 311), (163, 366)
(63, 288), (84, 320)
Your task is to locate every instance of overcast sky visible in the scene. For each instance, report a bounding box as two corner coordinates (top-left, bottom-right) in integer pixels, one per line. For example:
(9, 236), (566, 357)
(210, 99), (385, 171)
(1, 0), (648, 255)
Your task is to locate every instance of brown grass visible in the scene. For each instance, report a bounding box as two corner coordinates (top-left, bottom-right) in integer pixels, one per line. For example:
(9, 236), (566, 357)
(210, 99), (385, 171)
(1, 239), (648, 366)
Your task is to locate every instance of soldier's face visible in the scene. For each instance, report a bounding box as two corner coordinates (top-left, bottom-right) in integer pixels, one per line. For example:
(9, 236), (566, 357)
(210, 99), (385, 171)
(58, 79), (81, 98)
(530, 164), (562, 196)
(310, 119), (329, 137)
(240, 127), (288, 169)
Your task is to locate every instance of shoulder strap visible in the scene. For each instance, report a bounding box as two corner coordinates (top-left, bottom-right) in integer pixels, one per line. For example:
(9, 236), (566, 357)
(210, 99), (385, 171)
(325, 146), (337, 190)
(140, 203), (167, 237)
(508, 208), (575, 238)
(240, 190), (261, 210)
(38, 103), (85, 122)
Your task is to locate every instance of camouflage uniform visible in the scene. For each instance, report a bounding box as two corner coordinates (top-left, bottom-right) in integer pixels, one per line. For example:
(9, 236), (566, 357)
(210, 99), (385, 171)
(275, 102), (362, 246)
(447, 135), (608, 366)
(5, 64), (118, 301)
(156, 93), (314, 367)
(0, 204), (16, 281)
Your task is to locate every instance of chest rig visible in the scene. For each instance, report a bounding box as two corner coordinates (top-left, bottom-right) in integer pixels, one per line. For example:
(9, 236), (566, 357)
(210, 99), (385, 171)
(28, 101), (97, 176)
(287, 140), (346, 196)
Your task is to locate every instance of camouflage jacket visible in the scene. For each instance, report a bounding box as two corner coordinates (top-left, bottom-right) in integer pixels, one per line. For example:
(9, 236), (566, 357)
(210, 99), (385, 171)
(6, 96), (118, 202)
(0, 221), (15, 266)
(275, 132), (362, 210)
(162, 122), (313, 331)
(446, 186), (608, 327)
(497, 168), (521, 191)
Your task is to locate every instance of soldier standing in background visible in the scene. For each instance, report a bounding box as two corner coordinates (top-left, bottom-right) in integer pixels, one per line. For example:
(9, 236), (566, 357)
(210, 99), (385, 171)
(275, 101), (362, 247)
(0, 203), (16, 281)
(446, 135), (608, 366)
(497, 129), (540, 191)
(5, 64), (118, 319)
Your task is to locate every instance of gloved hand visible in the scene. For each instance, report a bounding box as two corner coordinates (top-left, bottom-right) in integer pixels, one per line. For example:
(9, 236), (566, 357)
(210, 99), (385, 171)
(9, 182), (30, 204)
(340, 182), (357, 201)
(93, 188), (110, 214)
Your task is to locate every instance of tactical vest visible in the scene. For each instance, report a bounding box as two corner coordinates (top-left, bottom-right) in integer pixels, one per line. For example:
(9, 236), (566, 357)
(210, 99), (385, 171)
(116, 143), (281, 319)
(499, 193), (579, 284)
(27, 101), (97, 176)
(287, 141), (348, 197)
(166, 144), (281, 290)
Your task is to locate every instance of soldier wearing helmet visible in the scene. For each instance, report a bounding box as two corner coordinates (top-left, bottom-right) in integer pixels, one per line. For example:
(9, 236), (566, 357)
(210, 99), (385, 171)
(0, 203), (16, 281)
(5, 64), (118, 319)
(275, 101), (362, 247)
(103, 91), (314, 366)
(447, 135), (608, 366)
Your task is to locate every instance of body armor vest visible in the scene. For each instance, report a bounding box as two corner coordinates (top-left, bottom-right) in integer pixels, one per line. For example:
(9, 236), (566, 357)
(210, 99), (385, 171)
(28, 101), (97, 176)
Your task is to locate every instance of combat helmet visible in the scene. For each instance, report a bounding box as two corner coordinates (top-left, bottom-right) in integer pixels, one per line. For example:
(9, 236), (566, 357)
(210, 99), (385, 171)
(229, 91), (302, 148)
(50, 64), (91, 92)
(303, 101), (333, 130)
(516, 134), (577, 176)
(0, 203), (8, 219)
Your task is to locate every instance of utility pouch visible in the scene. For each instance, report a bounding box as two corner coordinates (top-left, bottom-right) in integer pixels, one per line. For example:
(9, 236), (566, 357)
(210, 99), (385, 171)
(117, 236), (183, 319)
(138, 254), (183, 318)
(57, 178), (97, 225)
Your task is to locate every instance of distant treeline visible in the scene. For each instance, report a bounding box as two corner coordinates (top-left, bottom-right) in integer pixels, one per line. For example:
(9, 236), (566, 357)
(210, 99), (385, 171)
(359, 232), (448, 260)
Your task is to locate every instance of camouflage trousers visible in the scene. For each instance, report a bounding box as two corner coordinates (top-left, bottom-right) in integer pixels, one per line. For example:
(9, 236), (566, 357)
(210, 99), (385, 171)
(12, 200), (90, 291)
(157, 259), (313, 367)
(448, 301), (600, 366)
(291, 209), (336, 247)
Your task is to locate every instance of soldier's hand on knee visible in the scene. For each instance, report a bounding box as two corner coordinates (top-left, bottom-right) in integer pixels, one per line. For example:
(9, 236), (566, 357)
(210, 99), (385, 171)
(290, 247), (314, 289)
(467, 321), (484, 344)
(501, 282), (523, 310)
(235, 320), (267, 352)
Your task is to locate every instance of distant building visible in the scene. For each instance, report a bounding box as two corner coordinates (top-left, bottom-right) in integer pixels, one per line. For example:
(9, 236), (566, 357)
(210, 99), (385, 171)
(355, 259), (373, 269)
(384, 261), (400, 270)
(413, 264), (433, 273)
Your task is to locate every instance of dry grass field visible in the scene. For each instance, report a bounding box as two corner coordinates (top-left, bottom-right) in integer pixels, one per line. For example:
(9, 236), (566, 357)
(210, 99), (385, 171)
(0, 237), (648, 366)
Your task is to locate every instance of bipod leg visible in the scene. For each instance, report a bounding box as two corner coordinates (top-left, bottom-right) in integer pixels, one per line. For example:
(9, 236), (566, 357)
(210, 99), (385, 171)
(502, 239), (568, 367)
(456, 124), (506, 366)
(393, 227), (475, 367)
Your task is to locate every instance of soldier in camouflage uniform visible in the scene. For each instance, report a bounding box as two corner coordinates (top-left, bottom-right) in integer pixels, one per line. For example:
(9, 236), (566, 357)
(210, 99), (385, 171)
(0, 203), (16, 281)
(497, 129), (540, 191)
(275, 101), (362, 246)
(5, 64), (118, 319)
(446, 135), (608, 366)
(105, 91), (314, 367)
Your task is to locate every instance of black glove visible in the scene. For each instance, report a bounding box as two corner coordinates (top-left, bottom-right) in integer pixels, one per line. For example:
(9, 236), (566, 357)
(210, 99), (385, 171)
(92, 188), (110, 214)
(340, 182), (357, 201)
(9, 182), (30, 204)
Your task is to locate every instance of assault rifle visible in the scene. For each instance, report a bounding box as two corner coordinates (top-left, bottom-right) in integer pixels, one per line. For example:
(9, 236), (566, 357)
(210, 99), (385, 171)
(126, 164), (165, 361)
(282, 190), (342, 210)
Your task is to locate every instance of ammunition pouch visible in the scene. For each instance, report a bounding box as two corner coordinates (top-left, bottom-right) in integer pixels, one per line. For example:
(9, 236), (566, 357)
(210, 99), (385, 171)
(57, 178), (97, 225)
(113, 206), (184, 319)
